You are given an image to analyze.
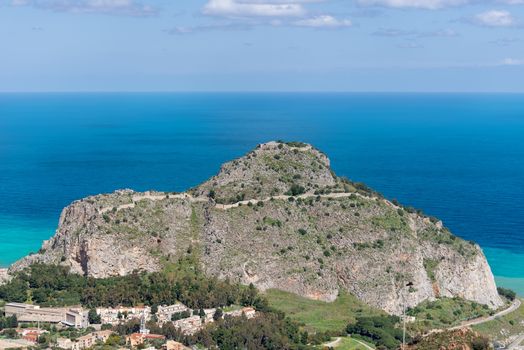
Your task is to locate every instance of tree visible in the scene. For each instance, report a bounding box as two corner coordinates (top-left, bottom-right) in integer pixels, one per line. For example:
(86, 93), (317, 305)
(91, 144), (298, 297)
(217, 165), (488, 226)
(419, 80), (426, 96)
(151, 304), (158, 315)
(472, 336), (489, 350)
(88, 308), (101, 324)
(300, 330), (308, 345)
(497, 287), (516, 301)
(286, 184), (305, 196)
(213, 308), (223, 321)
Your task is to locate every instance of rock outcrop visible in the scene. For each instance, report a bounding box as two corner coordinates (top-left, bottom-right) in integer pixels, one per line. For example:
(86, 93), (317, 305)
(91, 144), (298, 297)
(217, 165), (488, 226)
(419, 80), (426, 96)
(10, 141), (503, 315)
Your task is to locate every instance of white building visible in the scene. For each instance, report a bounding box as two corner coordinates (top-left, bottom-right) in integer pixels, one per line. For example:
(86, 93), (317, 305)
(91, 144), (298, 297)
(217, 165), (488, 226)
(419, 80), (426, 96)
(96, 306), (151, 325)
(156, 303), (189, 323)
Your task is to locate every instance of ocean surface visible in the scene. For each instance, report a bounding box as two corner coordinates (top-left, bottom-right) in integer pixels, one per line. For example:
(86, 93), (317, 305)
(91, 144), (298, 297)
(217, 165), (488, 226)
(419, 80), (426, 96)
(1, 93), (523, 294)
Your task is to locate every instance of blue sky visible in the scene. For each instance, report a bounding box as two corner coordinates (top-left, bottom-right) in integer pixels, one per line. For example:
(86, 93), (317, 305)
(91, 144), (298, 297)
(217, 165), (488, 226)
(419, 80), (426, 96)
(0, 0), (523, 91)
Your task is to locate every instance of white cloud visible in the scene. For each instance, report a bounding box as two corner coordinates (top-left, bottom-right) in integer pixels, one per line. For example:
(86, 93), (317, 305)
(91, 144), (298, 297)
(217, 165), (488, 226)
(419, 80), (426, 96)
(10, 0), (156, 16)
(357, 0), (467, 10)
(203, 0), (306, 17)
(475, 10), (515, 27)
(293, 15), (352, 28)
(372, 27), (458, 38)
(497, 0), (524, 4)
(397, 40), (423, 48)
(500, 58), (524, 65)
(490, 37), (520, 46)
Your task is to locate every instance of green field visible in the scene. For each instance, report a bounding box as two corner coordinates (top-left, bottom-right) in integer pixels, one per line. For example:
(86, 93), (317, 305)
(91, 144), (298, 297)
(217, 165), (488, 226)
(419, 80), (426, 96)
(473, 298), (524, 343)
(264, 289), (384, 332)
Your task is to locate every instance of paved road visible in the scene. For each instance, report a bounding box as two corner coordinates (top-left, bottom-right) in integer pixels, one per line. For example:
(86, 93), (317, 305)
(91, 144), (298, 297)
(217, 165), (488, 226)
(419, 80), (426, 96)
(422, 299), (522, 339)
(508, 333), (524, 350)
(449, 299), (521, 330)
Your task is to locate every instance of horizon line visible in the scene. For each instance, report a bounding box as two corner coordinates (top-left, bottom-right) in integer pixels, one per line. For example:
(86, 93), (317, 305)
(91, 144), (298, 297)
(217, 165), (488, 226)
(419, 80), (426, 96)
(1, 90), (524, 94)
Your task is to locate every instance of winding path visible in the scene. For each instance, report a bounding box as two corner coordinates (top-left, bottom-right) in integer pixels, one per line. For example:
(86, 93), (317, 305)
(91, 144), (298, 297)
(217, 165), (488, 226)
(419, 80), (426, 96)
(449, 299), (521, 330)
(508, 332), (524, 350)
(322, 336), (375, 350)
(422, 299), (522, 339)
(98, 190), (378, 214)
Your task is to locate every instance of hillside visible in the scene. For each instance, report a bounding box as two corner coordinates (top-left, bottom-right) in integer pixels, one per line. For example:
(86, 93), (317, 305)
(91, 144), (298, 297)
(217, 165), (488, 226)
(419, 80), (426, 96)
(9, 141), (503, 315)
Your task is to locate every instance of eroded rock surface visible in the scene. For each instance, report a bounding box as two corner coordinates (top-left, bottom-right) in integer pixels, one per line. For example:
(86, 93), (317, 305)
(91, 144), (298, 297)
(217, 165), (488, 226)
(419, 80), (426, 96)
(10, 142), (503, 314)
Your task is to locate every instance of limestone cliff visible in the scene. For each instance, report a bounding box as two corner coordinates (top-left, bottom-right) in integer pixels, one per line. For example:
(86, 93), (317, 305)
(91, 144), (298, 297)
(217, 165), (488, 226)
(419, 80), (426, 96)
(10, 141), (503, 315)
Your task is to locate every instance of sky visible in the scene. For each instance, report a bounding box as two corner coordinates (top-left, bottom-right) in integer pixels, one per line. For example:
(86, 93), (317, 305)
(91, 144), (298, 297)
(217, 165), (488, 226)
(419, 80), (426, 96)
(0, 0), (523, 92)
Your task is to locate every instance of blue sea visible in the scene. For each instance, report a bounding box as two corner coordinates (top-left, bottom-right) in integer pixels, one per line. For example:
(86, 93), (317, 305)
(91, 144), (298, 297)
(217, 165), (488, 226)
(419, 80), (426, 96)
(1, 93), (523, 294)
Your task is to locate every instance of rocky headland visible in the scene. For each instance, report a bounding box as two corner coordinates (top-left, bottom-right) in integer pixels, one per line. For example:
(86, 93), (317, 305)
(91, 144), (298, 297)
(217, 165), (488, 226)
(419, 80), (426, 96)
(9, 141), (503, 315)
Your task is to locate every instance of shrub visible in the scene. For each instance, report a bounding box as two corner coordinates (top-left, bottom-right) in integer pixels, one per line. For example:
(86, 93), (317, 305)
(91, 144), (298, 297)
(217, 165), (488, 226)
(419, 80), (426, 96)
(497, 287), (516, 301)
(346, 315), (403, 349)
(286, 184), (305, 196)
(471, 336), (490, 350)
(298, 228), (307, 236)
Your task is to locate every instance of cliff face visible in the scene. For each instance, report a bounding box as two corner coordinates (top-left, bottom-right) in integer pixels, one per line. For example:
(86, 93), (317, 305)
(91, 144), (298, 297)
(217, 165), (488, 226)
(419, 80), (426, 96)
(10, 142), (503, 315)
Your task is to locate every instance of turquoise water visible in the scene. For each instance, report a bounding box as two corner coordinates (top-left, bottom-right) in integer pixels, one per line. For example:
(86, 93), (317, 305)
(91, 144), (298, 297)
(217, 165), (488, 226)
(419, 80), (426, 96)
(1, 93), (523, 292)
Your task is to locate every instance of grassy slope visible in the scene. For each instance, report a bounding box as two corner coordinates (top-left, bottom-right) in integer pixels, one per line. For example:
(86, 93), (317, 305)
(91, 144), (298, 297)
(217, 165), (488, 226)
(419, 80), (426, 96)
(406, 297), (493, 334)
(473, 298), (524, 343)
(264, 289), (385, 332)
(316, 337), (376, 350)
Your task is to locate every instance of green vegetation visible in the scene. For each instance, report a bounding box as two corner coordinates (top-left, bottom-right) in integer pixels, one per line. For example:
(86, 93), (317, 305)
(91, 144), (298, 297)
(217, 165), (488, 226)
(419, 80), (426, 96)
(287, 184), (306, 196)
(406, 297), (491, 333)
(473, 298), (524, 342)
(353, 240), (385, 251)
(370, 211), (408, 233)
(315, 337), (375, 350)
(346, 316), (404, 349)
(422, 259), (439, 282)
(0, 263), (325, 349)
(193, 312), (310, 350)
(264, 289), (384, 333)
(497, 287), (516, 301)
(408, 328), (489, 350)
(0, 261), (268, 311)
(279, 141), (309, 148)
(0, 315), (18, 330)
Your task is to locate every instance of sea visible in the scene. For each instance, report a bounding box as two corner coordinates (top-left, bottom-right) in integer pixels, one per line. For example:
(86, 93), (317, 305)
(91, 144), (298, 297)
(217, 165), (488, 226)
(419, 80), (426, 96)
(1, 93), (523, 294)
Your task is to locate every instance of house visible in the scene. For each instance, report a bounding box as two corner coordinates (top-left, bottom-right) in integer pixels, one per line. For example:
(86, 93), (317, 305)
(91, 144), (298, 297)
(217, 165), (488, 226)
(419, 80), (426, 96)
(97, 306), (151, 325)
(241, 307), (256, 319)
(57, 338), (74, 349)
(17, 307), (65, 324)
(202, 308), (216, 323)
(71, 330), (114, 350)
(126, 333), (166, 347)
(5, 303), (89, 328)
(63, 309), (89, 329)
(156, 303), (189, 323)
(172, 315), (202, 335)
(15, 328), (48, 343)
(224, 307), (256, 319)
(4, 303), (39, 317)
